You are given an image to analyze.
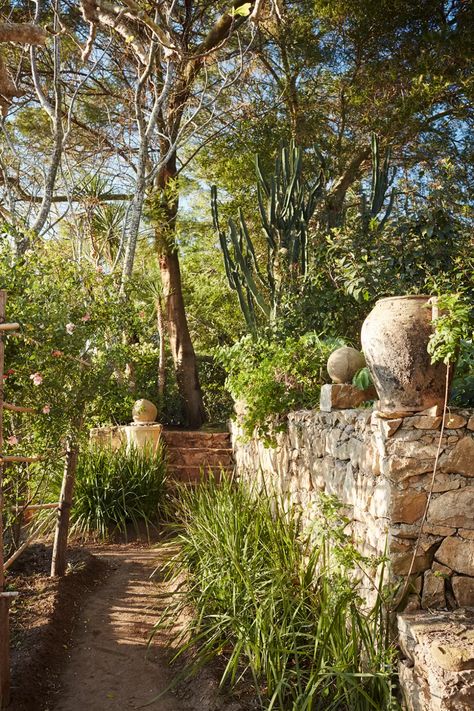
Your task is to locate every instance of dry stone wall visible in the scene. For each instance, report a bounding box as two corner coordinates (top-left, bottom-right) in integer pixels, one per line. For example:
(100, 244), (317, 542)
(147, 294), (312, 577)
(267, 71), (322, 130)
(232, 406), (474, 709)
(231, 407), (474, 609)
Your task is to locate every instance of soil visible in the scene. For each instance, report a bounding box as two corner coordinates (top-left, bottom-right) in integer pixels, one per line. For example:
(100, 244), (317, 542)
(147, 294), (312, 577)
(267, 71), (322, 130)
(6, 541), (255, 711)
(8, 544), (108, 711)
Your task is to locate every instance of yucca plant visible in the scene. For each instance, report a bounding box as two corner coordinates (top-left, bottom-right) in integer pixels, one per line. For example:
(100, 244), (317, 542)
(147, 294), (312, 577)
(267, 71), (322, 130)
(154, 478), (399, 711)
(71, 443), (168, 540)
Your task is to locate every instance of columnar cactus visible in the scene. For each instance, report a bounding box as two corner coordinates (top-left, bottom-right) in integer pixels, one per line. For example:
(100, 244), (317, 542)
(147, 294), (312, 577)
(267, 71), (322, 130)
(211, 142), (324, 332)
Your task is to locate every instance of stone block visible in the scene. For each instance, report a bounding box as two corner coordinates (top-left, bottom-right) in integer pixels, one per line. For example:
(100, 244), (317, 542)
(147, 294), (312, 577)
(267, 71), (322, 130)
(392, 547), (436, 576)
(398, 661), (431, 711)
(384, 456), (434, 479)
(435, 537), (474, 576)
(418, 405), (443, 417)
(368, 478), (391, 518)
(459, 529), (474, 540)
(432, 474), (461, 493)
(398, 610), (474, 711)
(427, 488), (474, 529)
(423, 524), (457, 537)
(421, 570), (446, 609)
(445, 414), (468, 429)
(319, 383), (375, 412)
(388, 440), (441, 459)
(380, 418), (403, 437)
(468, 416), (474, 432)
(452, 576), (474, 607)
(412, 415), (443, 430)
(391, 490), (428, 524)
(440, 437), (474, 477)
(413, 415), (442, 430)
(432, 561), (452, 576)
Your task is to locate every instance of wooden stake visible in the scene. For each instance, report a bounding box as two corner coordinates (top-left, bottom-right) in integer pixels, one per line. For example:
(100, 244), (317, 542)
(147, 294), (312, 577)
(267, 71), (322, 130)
(0, 324), (19, 332)
(4, 510), (57, 573)
(3, 403), (36, 414)
(15, 503), (59, 512)
(0, 455), (42, 464)
(0, 290), (12, 709)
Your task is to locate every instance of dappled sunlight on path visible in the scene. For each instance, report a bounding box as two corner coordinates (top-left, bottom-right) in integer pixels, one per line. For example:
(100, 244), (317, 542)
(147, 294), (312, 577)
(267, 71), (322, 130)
(51, 545), (188, 711)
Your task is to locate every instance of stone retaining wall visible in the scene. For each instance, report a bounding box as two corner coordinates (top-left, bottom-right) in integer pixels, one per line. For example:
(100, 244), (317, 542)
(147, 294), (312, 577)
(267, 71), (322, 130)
(232, 407), (474, 609)
(232, 406), (474, 709)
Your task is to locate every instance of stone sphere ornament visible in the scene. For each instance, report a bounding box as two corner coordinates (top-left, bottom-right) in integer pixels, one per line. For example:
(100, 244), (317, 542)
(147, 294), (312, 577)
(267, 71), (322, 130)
(132, 398), (158, 424)
(327, 347), (365, 384)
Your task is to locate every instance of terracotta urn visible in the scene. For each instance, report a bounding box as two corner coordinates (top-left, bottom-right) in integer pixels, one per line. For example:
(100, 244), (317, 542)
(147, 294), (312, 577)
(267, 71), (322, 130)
(327, 346), (365, 384)
(132, 398), (158, 424)
(361, 295), (449, 414)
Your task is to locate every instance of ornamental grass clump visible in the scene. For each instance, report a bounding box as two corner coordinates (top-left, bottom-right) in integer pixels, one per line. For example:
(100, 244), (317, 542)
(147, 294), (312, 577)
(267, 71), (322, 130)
(71, 443), (168, 540)
(156, 478), (399, 711)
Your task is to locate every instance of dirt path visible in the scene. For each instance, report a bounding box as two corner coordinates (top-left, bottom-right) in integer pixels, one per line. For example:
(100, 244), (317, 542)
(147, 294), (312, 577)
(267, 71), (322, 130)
(49, 544), (239, 711)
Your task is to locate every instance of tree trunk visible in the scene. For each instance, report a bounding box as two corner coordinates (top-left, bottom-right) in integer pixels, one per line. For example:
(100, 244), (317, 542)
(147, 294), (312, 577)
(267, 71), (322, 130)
(50, 433), (80, 577)
(156, 296), (166, 398)
(155, 152), (205, 428)
(159, 250), (205, 427)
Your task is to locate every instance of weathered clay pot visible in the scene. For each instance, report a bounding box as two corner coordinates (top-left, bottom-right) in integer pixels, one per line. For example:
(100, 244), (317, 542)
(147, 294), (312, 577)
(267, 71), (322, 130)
(361, 295), (449, 414)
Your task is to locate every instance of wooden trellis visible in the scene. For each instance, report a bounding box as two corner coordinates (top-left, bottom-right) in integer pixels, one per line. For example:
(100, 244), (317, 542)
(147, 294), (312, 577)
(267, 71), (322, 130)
(0, 291), (47, 709)
(0, 289), (85, 707)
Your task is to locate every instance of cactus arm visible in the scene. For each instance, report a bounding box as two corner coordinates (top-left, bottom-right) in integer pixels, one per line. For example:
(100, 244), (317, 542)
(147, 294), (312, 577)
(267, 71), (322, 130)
(255, 154), (271, 198)
(238, 208), (267, 287)
(227, 219), (271, 318)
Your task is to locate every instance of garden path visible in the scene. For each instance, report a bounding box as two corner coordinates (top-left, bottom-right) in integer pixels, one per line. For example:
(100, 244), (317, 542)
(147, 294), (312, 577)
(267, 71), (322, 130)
(50, 543), (236, 711)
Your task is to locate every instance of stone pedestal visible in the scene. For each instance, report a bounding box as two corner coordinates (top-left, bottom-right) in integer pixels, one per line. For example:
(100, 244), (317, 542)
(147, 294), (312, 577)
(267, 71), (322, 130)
(319, 383), (376, 411)
(122, 423), (163, 453)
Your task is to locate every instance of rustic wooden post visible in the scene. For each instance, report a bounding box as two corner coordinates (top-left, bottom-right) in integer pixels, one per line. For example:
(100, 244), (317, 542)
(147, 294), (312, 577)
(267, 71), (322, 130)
(0, 289), (11, 708)
(50, 423), (81, 577)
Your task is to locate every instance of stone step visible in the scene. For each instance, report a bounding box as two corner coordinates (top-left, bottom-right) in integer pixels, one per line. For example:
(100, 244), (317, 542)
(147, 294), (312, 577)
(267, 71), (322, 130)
(161, 430), (231, 449)
(167, 447), (233, 467)
(167, 465), (233, 484)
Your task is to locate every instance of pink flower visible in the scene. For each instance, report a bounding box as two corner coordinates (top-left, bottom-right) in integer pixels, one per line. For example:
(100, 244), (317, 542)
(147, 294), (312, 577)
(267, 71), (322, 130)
(7, 435), (18, 446)
(42, 404), (51, 414)
(81, 313), (91, 322)
(138, 310), (146, 319)
(96, 265), (104, 274)
(65, 322), (75, 334)
(51, 350), (63, 358)
(29, 372), (43, 386)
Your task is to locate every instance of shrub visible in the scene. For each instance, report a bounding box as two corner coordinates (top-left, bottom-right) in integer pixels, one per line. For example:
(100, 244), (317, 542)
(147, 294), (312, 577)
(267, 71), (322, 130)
(218, 332), (345, 442)
(156, 478), (399, 711)
(71, 443), (168, 540)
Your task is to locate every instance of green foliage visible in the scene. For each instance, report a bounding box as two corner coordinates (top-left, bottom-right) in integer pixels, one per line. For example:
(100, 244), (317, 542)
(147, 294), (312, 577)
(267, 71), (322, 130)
(212, 142), (324, 332)
(332, 210), (472, 305)
(71, 444), (168, 540)
(352, 367), (372, 391)
(428, 293), (473, 366)
(450, 341), (474, 408)
(156, 478), (399, 710)
(218, 333), (345, 441)
(0, 244), (135, 454)
(197, 356), (234, 426)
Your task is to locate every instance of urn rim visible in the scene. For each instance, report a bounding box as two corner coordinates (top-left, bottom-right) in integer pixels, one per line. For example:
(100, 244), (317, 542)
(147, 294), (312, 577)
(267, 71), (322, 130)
(375, 294), (432, 304)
